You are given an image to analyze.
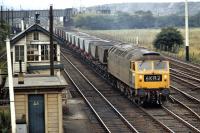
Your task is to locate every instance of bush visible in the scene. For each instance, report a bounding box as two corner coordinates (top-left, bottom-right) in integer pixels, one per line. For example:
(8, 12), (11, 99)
(153, 27), (184, 53)
(0, 109), (11, 133)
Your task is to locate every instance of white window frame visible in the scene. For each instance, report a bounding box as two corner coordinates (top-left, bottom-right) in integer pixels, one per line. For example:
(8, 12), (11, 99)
(15, 45), (25, 63)
(27, 44), (39, 62)
(33, 31), (40, 41)
(41, 44), (50, 61)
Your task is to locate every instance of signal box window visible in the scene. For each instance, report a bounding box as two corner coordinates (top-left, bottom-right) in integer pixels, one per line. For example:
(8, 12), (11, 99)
(41, 45), (49, 60)
(33, 31), (39, 40)
(27, 44), (39, 61)
(15, 45), (24, 62)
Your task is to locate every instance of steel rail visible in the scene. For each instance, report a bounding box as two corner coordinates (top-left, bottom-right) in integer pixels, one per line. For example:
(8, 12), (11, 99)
(170, 85), (200, 104)
(171, 74), (200, 90)
(162, 106), (200, 133)
(62, 52), (139, 133)
(169, 95), (200, 120)
(64, 69), (111, 133)
(166, 56), (200, 70)
(170, 68), (200, 82)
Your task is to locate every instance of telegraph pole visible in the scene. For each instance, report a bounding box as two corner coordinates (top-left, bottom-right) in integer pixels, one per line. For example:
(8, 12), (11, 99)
(185, 0), (189, 61)
(49, 5), (54, 76)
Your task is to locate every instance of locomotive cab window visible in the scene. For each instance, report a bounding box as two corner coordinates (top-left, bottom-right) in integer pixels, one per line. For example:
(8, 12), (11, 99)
(137, 61), (152, 71)
(131, 62), (135, 71)
(154, 61), (168, 71)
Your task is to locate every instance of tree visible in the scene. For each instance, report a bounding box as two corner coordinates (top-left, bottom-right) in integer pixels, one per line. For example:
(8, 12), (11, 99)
(153, 27), (184, 53)
(0, 21), (9, 50)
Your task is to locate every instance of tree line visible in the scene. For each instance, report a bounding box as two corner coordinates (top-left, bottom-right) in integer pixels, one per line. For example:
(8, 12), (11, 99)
(73, 11), (200, 29)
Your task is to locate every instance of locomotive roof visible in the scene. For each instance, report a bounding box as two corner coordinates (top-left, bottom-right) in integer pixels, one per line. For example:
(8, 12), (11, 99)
(110, 44), (165, 61)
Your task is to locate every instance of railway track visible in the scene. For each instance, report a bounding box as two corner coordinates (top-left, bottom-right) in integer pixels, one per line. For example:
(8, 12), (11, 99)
(169, 56), (200, 80)
(0, 51), (6, 60)
(62, 52), (138, 133)
(170, 71), (200, 98)
(170, 86), (200, 116)
(0, 52), (7, 69)
(167, 62), (200, 132)
(143, 105), (199, 132)
(170, 70), (200, 91)
(168, 56), (200, 101)
(167, 56), (200, 73)
(61, 47), (200, 132)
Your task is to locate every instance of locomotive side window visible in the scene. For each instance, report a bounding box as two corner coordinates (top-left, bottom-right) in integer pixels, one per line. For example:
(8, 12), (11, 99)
(132, 62), (135, 71)
(154, 61), (168, 70)
(137, 61), (152, 71)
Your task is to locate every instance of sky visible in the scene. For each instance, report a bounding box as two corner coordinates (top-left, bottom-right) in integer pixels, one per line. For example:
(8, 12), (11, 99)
(1, 0), (200, 10)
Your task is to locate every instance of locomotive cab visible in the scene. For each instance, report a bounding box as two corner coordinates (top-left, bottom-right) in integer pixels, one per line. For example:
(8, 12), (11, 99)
(131, 59), (170, 104)
(107, 44), (170, 105)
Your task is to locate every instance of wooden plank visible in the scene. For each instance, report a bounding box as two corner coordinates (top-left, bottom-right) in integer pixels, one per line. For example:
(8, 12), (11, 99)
(48, 120), (58, 124)
(48, 109), (58, 113)
(48, 116), (58, 120)
(26, 33), (32, 41)
(16, 108), (25, 113)
(48, 112), (57, 117)
(16, 113), (24, 119)
(48, 123), (58, 127)
(15, 106), (25, 110)
(48, 123), (58, 128)
(48, 128), (58, 132)
(25, 95), (28, 128)
(15, 102), (25, 106)
(47, 104), (58, 109)
(47, 98), (58, 102)
(48, 117), (58, 122)
(45, 94), (48, 133)
(47, 97), (57, 99)
(40, 33), (49, 42)
(15, 95), (25, 99)
(58, 94), (62, 133)
(15, 97), (25, 101)
(47, 101), (58, 105)
(47, 94), (58, 98)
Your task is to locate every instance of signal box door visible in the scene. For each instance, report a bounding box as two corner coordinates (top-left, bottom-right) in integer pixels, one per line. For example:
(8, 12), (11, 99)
(28, 94), (45, 133)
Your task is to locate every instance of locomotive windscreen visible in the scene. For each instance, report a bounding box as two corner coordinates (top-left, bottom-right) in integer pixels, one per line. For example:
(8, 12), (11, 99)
(143, 52), (160, 56)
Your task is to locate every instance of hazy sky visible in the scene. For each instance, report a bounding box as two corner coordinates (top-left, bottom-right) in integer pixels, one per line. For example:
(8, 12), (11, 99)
(1, 0), (200, 10)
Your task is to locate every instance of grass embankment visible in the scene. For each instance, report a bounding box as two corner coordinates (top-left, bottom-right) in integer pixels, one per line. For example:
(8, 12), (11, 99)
(83, 28), (200, 63)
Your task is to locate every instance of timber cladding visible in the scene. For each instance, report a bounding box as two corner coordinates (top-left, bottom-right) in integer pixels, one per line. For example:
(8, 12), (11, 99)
(15, 93), (63, 133)
(46, 93), (62, 133)
(15, 94), (27, 121)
